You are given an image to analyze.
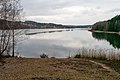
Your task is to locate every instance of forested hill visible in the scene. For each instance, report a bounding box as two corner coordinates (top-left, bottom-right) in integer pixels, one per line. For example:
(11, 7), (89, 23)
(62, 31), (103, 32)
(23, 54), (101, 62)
(92, 15), (120, 32)
(0, 19), (31, 29)
(0, 19), (91, 29)
(24, 21), (91, 29)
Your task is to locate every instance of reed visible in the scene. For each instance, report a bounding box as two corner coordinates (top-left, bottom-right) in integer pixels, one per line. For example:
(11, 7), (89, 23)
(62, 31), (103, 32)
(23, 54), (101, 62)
(74, 47), (120, 61)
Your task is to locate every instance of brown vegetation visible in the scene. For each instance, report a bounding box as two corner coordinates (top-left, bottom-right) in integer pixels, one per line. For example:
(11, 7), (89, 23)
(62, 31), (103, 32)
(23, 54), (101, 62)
(0, 57), (120, 80)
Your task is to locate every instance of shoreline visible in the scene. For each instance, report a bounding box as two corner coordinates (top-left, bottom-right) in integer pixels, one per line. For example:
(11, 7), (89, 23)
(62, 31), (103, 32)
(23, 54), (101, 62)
(89, 30), (120, 35)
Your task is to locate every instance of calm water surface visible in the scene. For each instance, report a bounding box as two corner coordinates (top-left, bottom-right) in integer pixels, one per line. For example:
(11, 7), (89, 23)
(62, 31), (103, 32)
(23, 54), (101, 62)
(18, 29), (120, 58)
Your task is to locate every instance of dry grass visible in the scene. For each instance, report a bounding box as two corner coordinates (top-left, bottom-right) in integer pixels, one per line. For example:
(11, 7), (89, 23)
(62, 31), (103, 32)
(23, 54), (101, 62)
(0, 57), (120, 80)
(94, 60), (120, 74)
(74, 48), (120, 61)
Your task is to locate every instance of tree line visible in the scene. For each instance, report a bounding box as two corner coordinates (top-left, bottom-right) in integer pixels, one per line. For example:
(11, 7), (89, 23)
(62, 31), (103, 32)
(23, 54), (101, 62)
(92, 15), (120, 32)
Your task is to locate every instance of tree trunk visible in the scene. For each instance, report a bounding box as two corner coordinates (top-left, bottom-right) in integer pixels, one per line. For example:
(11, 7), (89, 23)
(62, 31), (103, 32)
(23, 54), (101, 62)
(12, 29), (15, 57)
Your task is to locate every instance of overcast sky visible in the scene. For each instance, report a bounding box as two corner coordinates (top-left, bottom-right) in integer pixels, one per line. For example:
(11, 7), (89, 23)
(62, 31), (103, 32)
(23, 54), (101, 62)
(21, 0), (120, 25)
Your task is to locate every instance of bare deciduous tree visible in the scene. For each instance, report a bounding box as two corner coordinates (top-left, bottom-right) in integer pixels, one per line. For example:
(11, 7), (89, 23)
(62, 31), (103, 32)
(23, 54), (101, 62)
(0, 0), (23, 57)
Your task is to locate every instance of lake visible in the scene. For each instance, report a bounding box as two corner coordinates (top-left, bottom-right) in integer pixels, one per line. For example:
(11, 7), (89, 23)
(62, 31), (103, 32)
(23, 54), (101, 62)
(18, 29), (120, 58)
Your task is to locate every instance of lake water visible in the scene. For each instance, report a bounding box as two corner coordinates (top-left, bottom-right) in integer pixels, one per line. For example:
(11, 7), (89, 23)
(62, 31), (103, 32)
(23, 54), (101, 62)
(18, 29), (120, 58)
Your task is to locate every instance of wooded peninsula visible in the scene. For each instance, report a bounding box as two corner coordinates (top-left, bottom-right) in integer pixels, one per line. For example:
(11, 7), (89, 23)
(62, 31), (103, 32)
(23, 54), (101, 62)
(92, 15), (120, 32)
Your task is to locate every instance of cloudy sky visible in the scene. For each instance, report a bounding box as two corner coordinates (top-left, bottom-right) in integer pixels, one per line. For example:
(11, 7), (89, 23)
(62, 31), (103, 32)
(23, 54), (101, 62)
(21, 0), (120, 25)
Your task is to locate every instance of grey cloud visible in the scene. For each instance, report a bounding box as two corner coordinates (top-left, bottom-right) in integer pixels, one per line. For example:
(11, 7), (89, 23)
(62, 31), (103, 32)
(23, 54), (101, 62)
(21, 0), (120, 24)
(109, 8), (120, 13)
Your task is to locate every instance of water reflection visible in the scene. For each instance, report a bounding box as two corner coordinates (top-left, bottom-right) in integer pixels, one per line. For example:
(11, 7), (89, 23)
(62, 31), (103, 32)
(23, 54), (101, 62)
(18, 29), (119, 58)
(92, 32), (120, 49)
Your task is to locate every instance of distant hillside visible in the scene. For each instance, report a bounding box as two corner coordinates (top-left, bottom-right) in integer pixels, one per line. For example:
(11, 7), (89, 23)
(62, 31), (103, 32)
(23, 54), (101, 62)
(0, 19), (91, 29)
(24, 21), (64, 29)
(0, 19), (31, 29)
(24, 21), (91, 29)
(92, 15), (120, 32)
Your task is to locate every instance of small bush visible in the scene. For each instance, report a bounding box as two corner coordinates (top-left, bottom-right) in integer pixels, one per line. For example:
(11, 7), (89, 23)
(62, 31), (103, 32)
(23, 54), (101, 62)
(74, 54), (81, 58)
(40, 53), (48, 58)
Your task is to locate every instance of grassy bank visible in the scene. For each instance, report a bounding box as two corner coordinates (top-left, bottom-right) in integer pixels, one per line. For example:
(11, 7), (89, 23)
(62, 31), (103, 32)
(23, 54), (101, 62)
(0, 57), (120, 80)
(93, 60), (120, 74)
(74, 48), (120, 74)
(0, 49), (120, 80)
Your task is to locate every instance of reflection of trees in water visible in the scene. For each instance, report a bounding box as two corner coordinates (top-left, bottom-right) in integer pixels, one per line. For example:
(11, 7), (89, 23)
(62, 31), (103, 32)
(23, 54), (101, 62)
(92, 32), (120, 49)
